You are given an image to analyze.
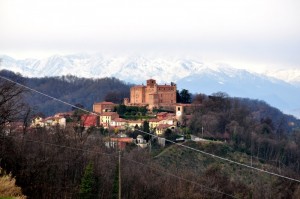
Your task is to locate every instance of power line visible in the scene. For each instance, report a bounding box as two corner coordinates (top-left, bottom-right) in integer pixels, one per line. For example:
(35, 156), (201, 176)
(136, 130), (300, 183)
(1, 134), (237, 198)
(122, 158), (238, 198)
(0, 74), (299, 184)
(0, 74), (97, 115)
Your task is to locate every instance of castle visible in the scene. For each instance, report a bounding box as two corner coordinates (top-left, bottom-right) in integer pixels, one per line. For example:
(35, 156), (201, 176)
(124, 79), (177, 109)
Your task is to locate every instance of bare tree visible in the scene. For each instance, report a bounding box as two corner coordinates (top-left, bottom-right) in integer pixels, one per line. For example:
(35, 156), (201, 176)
(0, 74), (27, 131)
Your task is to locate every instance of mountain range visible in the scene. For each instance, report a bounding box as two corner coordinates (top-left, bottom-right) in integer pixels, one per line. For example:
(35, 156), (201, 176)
(0, 54), (300, 118)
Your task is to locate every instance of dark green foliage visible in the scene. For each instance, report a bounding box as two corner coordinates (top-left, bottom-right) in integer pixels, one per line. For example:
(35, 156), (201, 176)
(152, 107), (173, 113)
(142, 121), (151, 140)
(176, 90), (181, 103)
(164, 129), (179, 142)
(115, 105), (147, 117)
(79, 162), (97, 199)
(143, 121), (150, 133)
(115, 104), (127, 115)
(111, 164), (119, 199)
(176, 89), (192, 104)
(180, 89), (192, 104)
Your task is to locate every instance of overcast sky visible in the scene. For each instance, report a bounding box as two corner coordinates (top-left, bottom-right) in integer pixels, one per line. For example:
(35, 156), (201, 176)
(1, 0), (300, 71)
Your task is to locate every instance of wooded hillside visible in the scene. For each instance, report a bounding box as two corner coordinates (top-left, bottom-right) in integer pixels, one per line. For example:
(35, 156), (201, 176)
(0, 70), (131, 116)
(1, 70), (300, 198)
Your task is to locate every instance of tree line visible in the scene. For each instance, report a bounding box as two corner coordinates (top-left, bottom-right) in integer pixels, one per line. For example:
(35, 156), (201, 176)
(0, 70), (131, 116)
(189, 92), (300, 173)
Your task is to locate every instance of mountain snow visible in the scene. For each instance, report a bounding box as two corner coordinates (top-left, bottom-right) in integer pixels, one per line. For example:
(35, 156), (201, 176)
(0, 54), (209, 83)
(0, 54), (300, 118)
(264, 69), (300, 86)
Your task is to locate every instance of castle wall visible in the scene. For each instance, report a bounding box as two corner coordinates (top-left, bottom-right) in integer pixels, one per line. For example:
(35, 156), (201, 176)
(128, 79), (177, 109)
(156, 85), (176, 104)
(130, 86), (145, 104)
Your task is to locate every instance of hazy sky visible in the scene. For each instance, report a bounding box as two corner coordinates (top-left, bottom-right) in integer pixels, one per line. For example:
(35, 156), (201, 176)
(1, 0), (300, 71)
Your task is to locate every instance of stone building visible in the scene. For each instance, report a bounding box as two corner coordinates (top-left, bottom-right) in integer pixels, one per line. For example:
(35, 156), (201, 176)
(100, 112), (119, 128)
(175, 103), (202, 124)
(124, 79), (176, 109)
(93, 101), (116, 114)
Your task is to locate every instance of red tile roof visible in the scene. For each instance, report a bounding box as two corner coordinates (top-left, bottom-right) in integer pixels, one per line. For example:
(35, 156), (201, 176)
(110, 137), (133, 143)
(157, 112), (168, 116)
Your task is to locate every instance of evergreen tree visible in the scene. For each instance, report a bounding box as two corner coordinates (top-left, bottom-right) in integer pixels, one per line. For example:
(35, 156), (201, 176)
(116, 104), (127, 115)
(176, 90), (181, 103)
(79, 162), (96, 199)
(143, 121), (150, 133)
(143, 121), (151, 140)
(111, 164), (119, 199)
(179, 89), (192, 104)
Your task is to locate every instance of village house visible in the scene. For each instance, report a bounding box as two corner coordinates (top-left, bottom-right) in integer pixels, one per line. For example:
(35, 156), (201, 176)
(54, 111), (73, 118)
(127, 120), (143, 130)
(149, 118), (161, 129)
(44, 116), (66, 128)
(159, 118), (177, 126)
(100, 112), (119, 128)
(149, 116), (177, 132)
(81, 114), (98, 127)
(31, 116), (45, 127)
(156, 112), (169, 120)
(105, 134), (149, 150)
(110, 118), (128, 130)
(136, 135), (148, 148)
(93, 101), (116, 114)
(31, 115), (67, 128)
(156, 124), (176, 135)
(175, 103), (201, 124)
(105, 137), (134, 150)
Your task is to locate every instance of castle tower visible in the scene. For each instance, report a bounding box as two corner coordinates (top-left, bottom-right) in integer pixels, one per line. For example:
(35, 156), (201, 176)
(175, 105), (184, 123)
(124, 98), (129, 105)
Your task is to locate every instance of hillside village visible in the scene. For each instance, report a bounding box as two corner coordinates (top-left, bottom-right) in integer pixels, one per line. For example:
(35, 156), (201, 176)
(30, 79), (201, 149)
(2, 75), (300, 199)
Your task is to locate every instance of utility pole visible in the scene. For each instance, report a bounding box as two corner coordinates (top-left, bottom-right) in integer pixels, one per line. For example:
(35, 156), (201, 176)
(118, 150), (121, 199)
(148, 133), (152, 153)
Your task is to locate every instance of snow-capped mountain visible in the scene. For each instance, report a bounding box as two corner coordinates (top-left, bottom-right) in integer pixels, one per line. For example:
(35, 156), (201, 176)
(0, 54), (205, 83)
(177, 69), (300, 118)
(0, 54), (300, 118)
(263, 69), (300, 86)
